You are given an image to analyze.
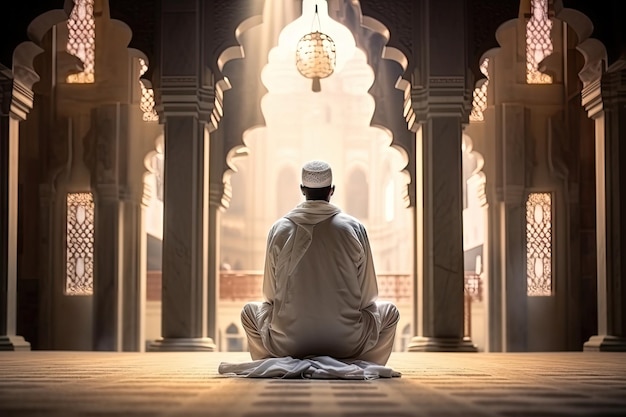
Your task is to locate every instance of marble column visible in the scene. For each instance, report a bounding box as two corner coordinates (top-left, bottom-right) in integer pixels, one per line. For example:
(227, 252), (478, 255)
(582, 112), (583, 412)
(407, 0), (476, 352)
(0, 65), (31, 350)
(583, 70), (626, 351)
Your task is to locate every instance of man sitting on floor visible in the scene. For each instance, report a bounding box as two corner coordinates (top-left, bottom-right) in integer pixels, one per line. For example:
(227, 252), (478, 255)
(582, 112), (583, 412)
(241, 160), (399, 366)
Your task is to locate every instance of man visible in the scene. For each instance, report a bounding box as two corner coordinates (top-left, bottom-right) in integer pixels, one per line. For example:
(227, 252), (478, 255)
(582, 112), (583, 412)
(241, 160), (399, 365)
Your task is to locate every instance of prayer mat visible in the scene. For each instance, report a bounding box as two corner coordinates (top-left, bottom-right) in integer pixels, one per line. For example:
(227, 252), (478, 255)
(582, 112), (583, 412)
(218, 356), (401, 379)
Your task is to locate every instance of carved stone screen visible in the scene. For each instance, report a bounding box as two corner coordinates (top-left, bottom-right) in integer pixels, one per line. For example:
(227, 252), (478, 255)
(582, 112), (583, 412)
(526, 0), (553, 84)
(66, 192), (95, 295)
(66, 0), (95, 84)
(526, 192), (552, 296)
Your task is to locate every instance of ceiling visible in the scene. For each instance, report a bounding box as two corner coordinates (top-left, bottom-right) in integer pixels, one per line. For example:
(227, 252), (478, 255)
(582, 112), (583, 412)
(1, 1), (623, 78)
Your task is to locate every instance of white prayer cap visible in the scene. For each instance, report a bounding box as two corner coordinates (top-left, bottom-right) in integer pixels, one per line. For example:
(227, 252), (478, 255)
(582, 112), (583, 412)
(301, 160), (332, 188)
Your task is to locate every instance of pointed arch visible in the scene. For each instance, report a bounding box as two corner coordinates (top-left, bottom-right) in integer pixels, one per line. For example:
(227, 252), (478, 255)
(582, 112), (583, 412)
(346, 2), (413, 198)
(216, 1), (413, 209)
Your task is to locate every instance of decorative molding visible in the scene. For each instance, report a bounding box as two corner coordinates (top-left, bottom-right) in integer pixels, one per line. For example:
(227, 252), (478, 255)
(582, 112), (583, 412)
(147, 337), (216, 352)
(9, 78), (35, 121)
(601, 67), (626, 106)
(160, 76), (198, 86)
(0, 67), (12, 115)
(581, 78), (603, 119)
(0, 66), (34, 122)
(584, 335), (626, 352)
(429, 76), (466, 86)
(0, 335), (31, 351)
(408, 336), (478, 352)
(157, 74), (223, 128)
(410, 78), (473, 122)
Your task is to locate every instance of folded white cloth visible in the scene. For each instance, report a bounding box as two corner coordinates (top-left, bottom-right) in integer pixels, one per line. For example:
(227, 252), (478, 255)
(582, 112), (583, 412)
(218, 356), (401, 380)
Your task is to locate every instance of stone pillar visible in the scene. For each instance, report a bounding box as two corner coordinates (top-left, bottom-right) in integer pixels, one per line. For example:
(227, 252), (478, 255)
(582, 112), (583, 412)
(407, 0), (476, 352)
(408, 113), (477, 352)
(500, 104), (528, 351)
(583, 70), (626, 351)
(207, 190), (222, 345)
(0, 65), (31, 350)
(90, 104), (146, 351)
(147, 114), (215, 351)
(92, 187), (146, 351)
(147, 0), (219, 352)
(207, 128), (230, 347)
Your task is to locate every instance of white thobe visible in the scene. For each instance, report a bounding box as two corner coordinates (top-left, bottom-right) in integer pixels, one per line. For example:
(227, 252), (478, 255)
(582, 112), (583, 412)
(242, 200), (399, 365)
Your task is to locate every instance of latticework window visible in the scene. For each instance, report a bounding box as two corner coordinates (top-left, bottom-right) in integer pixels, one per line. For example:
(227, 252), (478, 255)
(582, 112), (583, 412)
(526, 192), (552, 296)
(66, 192), (95, 295)
(470, 58), (489, 122)
(526, 0), (553, 84)
(139, 58), (159, 122)
(66, 0), (95, 83)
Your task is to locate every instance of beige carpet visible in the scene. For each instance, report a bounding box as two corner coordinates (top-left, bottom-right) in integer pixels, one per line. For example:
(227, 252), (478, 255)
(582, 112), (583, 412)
(1, 351), (625, 416)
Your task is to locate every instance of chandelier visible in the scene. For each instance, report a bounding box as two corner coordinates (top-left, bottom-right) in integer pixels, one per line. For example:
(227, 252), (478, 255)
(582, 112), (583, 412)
(295, 4), (336, 92)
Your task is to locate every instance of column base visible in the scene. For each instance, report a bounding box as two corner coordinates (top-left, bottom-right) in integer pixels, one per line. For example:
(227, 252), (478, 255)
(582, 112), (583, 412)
(407, 336), (478, 352)
(0, 335), (31, 351)
(583, 335), (626, 352)
(147, 337), (216, 352)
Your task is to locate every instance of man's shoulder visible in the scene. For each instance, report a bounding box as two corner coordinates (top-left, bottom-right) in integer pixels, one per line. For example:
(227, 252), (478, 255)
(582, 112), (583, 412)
(333, 212), (366, 229)
(273, 216), (295, 227)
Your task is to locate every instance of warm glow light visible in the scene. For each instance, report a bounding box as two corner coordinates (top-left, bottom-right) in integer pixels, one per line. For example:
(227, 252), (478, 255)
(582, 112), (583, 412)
(296, 30), (336, 91)
(280, 0), (356, 82)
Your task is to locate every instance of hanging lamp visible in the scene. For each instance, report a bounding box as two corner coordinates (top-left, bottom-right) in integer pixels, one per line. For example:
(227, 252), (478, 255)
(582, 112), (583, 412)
(295, 4), (336, 92)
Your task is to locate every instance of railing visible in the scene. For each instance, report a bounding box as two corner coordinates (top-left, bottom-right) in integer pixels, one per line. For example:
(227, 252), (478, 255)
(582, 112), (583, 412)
(220, 271), (412, 303)
(147, 270), (412, 303)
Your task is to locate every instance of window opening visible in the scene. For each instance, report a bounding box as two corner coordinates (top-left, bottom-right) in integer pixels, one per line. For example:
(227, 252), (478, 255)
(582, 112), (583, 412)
(526, 0), (553, 84)
(139, 58), (159, 122)
(470, 58), (489, 122)
(66, 0), (96, 83)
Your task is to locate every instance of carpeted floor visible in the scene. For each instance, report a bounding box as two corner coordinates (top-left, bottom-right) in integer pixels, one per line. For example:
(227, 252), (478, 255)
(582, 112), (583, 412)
(1, 351), (625, 416)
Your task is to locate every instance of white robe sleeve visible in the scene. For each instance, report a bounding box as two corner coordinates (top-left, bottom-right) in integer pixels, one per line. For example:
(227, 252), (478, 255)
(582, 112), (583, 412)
(262, 225), (277, 304)
(357, 225), (379, 309)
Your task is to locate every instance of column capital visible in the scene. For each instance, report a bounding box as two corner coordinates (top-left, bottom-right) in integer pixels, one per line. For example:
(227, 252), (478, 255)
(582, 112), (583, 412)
(581, 78), (603, 119)
(601, 67), (626, 104)
(582, 67), (626, 120)
(0, 66), (35, 122)
(408, 76), (472, 129)
(156, 74), (225, 131)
